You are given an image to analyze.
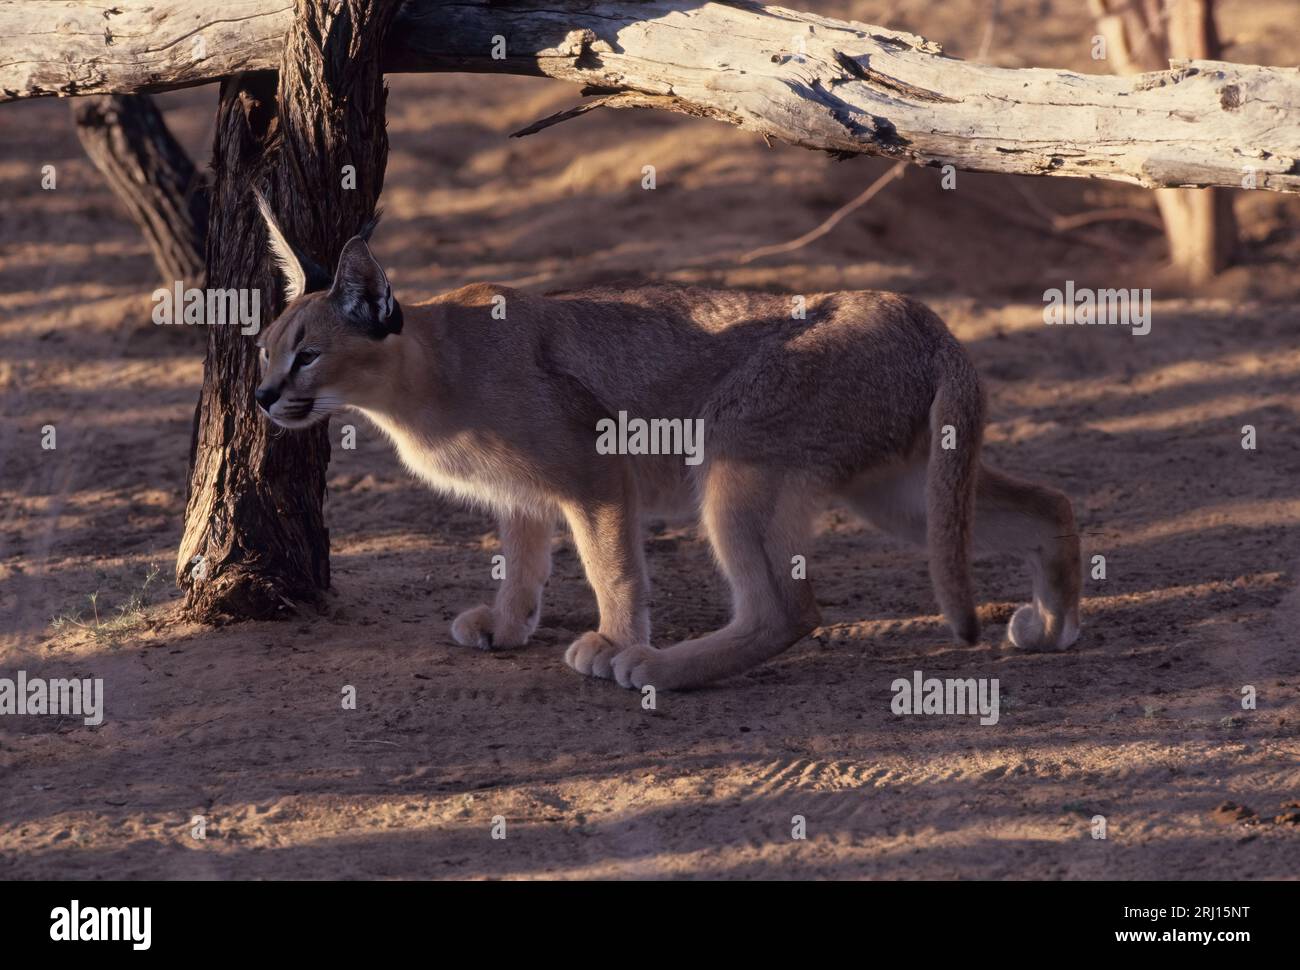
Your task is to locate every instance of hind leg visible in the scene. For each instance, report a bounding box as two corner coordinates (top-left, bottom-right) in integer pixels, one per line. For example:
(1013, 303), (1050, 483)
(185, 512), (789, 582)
(972, 466), (1080, 651)
(845, 458), (1080, 650)
(611, 464), (821, 690)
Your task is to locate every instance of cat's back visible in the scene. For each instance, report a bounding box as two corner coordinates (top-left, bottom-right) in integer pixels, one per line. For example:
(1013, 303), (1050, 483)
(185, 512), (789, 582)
(550, 281), (945, 342)
(554, 283), (777, 328)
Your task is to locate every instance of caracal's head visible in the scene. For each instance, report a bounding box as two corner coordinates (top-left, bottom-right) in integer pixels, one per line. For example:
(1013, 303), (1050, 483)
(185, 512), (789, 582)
(253, 191), (402, 429)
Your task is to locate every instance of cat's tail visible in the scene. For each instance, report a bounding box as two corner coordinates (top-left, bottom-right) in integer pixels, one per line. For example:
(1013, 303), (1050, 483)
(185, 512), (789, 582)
(926, 340), (985, 644)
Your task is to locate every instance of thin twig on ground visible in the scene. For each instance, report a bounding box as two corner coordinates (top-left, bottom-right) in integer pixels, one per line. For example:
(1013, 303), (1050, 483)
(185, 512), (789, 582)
(737, 161), (907, 265)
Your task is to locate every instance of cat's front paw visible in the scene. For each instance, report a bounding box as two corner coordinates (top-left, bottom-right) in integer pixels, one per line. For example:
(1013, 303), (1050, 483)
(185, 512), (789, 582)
(450, 604), (533, 650)
(564, 631), (623, 678)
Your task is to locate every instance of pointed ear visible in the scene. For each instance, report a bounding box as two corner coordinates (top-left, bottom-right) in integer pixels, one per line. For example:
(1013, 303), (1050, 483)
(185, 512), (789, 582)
(253, 188), (330, 303)
(327, 236), (402, 338)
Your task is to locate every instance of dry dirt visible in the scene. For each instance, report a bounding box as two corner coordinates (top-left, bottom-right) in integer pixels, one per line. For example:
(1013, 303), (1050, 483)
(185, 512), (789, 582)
(1, 0), (1298, 879)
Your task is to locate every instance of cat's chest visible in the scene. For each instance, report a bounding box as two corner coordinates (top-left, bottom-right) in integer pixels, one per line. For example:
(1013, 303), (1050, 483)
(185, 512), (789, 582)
(361, 410), (542, 514)
(391, 426), (489, 494)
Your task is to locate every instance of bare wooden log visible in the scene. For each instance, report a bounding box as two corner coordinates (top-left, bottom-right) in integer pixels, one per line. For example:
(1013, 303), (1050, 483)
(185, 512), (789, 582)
(2, 1), (1298, 193)
(0, 0), (292, 100)
(71, 94), (208, 284)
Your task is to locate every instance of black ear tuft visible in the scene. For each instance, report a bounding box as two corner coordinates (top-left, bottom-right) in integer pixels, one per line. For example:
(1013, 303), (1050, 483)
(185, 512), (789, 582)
(327, 236), (401, 339)
(358, 208), (382, 242)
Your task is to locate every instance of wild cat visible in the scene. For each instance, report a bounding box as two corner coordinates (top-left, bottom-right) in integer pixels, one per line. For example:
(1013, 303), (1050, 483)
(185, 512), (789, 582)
(253, 194), (1082, 690)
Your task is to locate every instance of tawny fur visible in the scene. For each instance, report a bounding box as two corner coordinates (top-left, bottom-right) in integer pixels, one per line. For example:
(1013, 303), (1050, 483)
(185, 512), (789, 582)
(255, 219), (1082, 690)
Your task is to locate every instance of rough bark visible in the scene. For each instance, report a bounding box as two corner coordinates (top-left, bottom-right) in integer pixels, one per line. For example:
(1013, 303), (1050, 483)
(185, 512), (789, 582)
(71, 94), (208, 284)
(176, 0), (397, 621)
(3, 0), (1298, 193)
(1092, 0), (1239, 282)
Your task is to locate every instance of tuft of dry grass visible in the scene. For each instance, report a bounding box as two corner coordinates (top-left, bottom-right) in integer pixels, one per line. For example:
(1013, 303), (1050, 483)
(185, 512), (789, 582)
(50, 564), (161, 644)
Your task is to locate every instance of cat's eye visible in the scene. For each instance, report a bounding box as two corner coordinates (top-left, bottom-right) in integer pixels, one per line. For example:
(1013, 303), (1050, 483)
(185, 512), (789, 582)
(294, 349), (320, 369)
(258, 347), (269, 367)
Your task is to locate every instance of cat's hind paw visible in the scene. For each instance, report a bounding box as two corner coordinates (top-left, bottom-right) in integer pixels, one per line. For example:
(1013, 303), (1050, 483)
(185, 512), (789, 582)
(611, 643), (675, 691)
(564, 631), (622, 678)
(1003, 603), (1080, 653)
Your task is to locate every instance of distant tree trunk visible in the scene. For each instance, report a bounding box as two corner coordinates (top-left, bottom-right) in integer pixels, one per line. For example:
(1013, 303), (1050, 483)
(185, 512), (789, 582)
(176, 1), (399, 622)
(1091, 0), (1238, 283)
(71, 94), (207, 284)
(1158, 0), (1238, 281)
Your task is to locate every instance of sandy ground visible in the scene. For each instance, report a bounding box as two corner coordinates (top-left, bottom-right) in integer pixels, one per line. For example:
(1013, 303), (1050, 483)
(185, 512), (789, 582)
(2, 1), (1299, 879)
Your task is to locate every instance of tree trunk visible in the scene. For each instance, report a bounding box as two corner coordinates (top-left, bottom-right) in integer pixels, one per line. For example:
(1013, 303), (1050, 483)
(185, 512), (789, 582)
(1091, 0), (1238, 282)
(4, 1), (1298, 194)
(71, 94), (207, 284)
(176, 0), (399, 622)
(1158, 0), (1238, 282)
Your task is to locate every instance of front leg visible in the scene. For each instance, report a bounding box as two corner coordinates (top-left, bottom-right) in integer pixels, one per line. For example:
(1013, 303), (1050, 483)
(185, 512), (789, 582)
(561, 492), (651, 680)
(451, 510), (554, 649)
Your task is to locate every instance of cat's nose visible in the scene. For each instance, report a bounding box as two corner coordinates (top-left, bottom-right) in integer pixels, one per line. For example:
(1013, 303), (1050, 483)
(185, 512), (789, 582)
(255, 386), (280, 412)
